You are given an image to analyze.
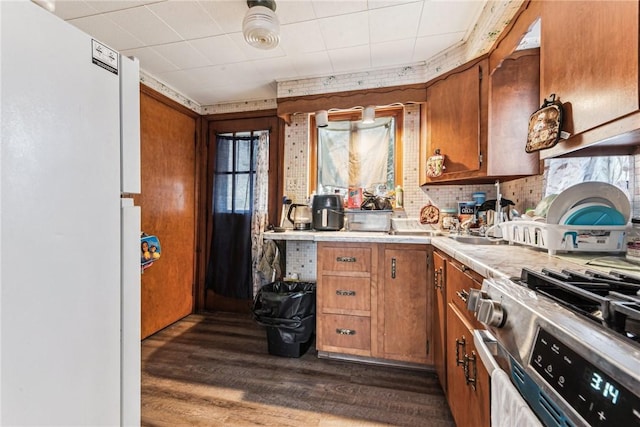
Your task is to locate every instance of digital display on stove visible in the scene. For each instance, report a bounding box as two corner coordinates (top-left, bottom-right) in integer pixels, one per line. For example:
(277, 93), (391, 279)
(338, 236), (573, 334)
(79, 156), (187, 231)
(530, 328), (640, 426)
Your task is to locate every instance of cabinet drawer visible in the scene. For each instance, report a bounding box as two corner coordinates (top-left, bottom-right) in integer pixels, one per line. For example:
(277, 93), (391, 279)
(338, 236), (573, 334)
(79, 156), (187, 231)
(318, 245), (371, 273)
(319, 314), (371, 352)
(320, 276), (370, 312)
(447, 260), (483, 329)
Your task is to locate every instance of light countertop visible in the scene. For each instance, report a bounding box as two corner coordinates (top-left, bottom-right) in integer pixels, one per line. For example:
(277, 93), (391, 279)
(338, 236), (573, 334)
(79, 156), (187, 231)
(264, 230), (639, 279)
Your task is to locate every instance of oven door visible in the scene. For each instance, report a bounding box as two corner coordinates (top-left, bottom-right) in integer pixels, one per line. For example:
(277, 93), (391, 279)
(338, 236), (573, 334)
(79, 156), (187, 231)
(473, 329), (543, 427)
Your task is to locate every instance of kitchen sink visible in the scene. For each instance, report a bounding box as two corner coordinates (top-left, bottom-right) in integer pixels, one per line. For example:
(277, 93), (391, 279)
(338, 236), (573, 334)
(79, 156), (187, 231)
(447, 235), (509, 245)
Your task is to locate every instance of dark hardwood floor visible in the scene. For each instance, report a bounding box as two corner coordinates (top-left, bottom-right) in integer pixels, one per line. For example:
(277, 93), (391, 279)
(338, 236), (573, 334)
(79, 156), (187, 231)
(141, 312), (455, 426)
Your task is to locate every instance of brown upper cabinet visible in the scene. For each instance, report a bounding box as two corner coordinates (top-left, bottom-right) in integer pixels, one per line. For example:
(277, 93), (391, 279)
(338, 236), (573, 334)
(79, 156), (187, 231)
(421, 49), (540, 184)
(537, 0), (640, 158)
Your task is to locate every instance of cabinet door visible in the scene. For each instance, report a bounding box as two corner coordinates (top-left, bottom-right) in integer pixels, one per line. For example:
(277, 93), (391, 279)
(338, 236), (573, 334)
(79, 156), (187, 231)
(446, 303), (490, 427)
(488, 50), (540, 177)
(542, 1), (638, 138)
(433, 250), (447, 392)
(425, 61), (485, 181)
(378, 245), (430, 364)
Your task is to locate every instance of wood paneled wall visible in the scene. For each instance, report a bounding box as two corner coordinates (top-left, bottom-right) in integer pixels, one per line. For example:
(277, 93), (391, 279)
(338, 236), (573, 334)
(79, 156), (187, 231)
(137, 88), (198, 339)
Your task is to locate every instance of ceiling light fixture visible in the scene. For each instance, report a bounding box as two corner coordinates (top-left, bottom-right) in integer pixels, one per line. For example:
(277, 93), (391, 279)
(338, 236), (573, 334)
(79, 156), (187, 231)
(362, 106), (376, 124)
(315, 110), (329, 128)
(243, 0), (280, 50)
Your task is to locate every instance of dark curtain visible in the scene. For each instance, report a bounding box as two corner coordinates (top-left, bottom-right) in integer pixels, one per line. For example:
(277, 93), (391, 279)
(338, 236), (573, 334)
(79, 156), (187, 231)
(205, 133), (257, 299)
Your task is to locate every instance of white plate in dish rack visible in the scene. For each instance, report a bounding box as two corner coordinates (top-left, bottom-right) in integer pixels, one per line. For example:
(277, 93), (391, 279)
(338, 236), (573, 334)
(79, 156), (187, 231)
(545, 182), (630, 225)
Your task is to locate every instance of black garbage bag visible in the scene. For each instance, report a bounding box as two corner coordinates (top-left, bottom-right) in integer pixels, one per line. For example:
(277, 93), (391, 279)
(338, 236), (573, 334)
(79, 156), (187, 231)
(252, 281), (316, 345)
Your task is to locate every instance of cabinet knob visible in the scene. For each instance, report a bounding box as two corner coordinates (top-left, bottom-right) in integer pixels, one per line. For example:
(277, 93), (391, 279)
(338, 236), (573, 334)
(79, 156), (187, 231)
(466, 288), (487, 312)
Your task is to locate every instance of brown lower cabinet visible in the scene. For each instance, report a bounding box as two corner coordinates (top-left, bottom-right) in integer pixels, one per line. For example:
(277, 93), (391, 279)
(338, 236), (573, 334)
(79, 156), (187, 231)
(316, 242), (431, 365)
(436, 250), (490, 427)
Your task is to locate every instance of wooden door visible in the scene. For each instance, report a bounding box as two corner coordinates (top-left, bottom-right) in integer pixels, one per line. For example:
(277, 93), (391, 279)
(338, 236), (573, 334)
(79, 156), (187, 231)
(378, 244), (430, 364)
(204, 114), (282, 313)
(433, 250), (447, 391)
(137, 89), (197, 339)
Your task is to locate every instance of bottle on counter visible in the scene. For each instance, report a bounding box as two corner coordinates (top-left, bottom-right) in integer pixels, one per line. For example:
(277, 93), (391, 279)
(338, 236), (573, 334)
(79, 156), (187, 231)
(395, 185), (403, 208)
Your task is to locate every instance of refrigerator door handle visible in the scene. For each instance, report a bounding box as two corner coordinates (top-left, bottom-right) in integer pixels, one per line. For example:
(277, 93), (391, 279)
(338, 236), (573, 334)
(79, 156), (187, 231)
(120, 55), (140, 194)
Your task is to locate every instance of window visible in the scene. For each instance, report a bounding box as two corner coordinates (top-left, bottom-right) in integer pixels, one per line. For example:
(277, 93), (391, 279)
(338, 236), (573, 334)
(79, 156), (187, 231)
(213, 132), (260, 213)
(310, 107), (403, 197)
(544, 156), (632, 199)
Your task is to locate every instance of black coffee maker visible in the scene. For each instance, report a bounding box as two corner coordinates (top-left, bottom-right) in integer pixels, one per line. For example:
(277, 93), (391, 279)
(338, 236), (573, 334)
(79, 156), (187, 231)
(312, 195), (344, 231)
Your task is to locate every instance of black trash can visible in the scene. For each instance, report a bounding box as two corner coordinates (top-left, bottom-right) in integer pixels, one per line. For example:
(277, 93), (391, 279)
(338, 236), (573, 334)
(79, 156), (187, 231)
(252, 281), (316, 357)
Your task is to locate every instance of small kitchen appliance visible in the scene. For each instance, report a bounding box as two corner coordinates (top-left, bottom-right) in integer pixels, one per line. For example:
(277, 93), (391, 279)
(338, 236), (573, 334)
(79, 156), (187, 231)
(312, 195), (344, 231)
(287, 203), (312, 230)
(469, 269), (640, 427)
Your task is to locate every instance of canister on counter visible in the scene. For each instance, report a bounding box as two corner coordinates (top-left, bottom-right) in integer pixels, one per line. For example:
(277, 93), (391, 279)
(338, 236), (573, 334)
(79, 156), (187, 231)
(440, 207), (458, 230)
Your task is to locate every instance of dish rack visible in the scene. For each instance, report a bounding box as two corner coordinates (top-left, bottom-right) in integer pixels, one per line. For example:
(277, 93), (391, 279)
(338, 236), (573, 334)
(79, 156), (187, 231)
(498, 220), (628, 255)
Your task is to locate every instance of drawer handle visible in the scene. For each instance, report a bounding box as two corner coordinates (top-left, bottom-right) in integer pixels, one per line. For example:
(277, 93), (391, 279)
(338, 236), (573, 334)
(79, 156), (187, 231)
(336, 290), (356, 296)
(456, 289), (469, 302)
(464, 351), (477, 390)
(336, 328), (356, 335)
(336, 256), (356, 263)
(455, 336), (466, 367)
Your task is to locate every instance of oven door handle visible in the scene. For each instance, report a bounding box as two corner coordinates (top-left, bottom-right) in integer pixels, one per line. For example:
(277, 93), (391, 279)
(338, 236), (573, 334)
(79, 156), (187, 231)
(472, 329), (500, 376)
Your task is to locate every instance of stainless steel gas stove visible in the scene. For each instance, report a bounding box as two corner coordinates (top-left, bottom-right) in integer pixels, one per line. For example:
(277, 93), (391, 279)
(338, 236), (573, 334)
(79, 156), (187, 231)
(468, 268), (640, 427)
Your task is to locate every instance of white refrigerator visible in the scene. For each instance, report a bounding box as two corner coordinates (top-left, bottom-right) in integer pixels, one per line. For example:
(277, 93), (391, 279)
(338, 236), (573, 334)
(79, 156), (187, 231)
(1, 1), (141, 425)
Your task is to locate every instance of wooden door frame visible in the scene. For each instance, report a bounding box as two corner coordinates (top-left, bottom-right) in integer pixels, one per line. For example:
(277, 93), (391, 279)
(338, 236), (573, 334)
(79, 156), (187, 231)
(194, 110), (284, 312)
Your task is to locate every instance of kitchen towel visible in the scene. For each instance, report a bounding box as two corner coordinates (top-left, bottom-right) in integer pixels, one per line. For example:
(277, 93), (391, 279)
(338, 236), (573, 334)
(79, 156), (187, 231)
(491, 368), (543, 427)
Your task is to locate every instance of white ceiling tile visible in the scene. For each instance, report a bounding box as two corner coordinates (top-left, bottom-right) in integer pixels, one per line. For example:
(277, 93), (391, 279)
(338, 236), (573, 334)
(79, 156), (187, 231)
(185, 62), (262, 88)
(418, 1), (486, 37)
(198, 0), (247, 34)
(413, 32), (465, 61)
(252, 56), (300, 81)
(368, 2), (422, 44)
(367, 0), (420, 9)
(312, 0), (367, 18)
(290, 51), (334, 79)
(84, 0), (161, 14)
(153, 41), (213, 69)
(328, 45), (371, 73)
(189, 34), (248, 65)
(275, 1), (317, 24)
(106, 5), (182, 46)
(147, 1), (224, 40)
(319, 12), (369, 50)
(370, 38), (415, 68)
(69, 14), (145, 51)
(203, 81), (277, 104)
(152, 69), (201, 98)
(121, 46), (180, 74)
(53, 1), (100, 19)
(280, 21), (326, 54)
